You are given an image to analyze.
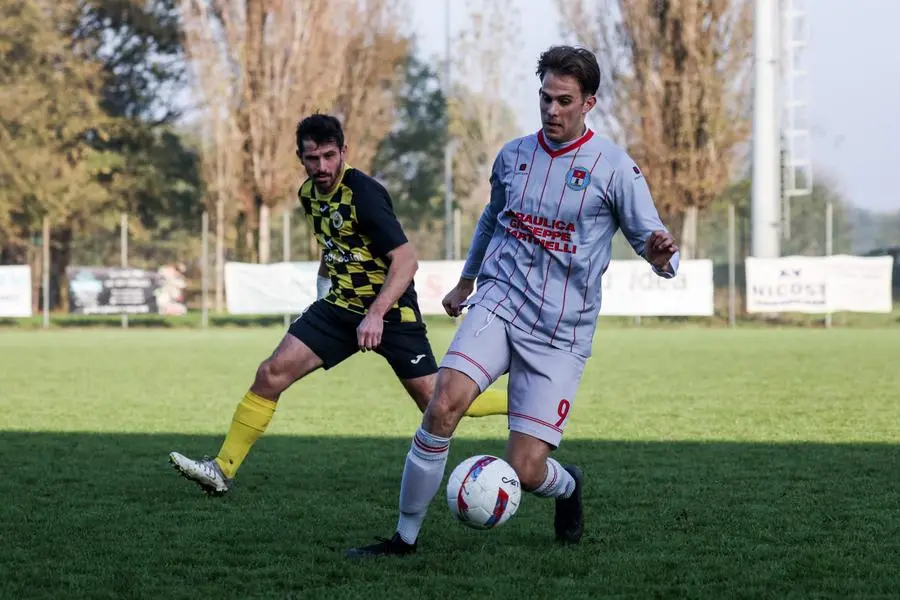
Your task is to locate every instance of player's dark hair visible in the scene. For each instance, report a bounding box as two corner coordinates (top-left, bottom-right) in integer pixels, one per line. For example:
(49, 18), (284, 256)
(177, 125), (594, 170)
(295, 113), (345, 152)
(535, 45), (601, 96)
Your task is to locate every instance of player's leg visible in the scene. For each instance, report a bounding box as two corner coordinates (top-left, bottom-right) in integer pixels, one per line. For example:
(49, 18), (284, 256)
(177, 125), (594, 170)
(375, 319), (440, 412)
(347, 306), (511, 557)
(504, 326), (587, 543)
(398, 376), (507, 417)
(376, 318), (507, 416)
(169, 300), (358, 495)
(464, 386), (507, 418)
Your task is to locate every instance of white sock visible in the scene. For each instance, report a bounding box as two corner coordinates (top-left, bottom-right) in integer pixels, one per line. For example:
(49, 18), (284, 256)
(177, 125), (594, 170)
(532, 457), (575, 499)
(396, 427), (451, 544)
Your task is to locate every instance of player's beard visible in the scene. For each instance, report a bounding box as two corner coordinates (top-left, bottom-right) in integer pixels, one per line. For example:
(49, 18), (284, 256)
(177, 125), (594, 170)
(313, 161), (342, 194)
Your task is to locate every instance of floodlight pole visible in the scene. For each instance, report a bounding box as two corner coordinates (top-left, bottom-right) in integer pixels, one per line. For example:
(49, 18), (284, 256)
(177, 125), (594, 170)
(751, 0), (781, 259)
(443, 0), (453, 260)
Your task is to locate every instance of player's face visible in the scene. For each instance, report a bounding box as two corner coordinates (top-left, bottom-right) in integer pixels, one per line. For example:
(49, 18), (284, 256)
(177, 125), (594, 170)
(539, 71), (596, 144)
(298, 139), (346, 193)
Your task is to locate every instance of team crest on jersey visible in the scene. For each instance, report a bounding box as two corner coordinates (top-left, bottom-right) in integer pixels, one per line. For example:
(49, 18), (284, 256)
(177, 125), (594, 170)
(330, 211), (344, 229)
(565, 166), (591, 191)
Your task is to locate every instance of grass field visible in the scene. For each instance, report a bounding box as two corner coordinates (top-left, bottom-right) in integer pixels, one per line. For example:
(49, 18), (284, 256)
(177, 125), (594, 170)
(3, 323), (900, 599)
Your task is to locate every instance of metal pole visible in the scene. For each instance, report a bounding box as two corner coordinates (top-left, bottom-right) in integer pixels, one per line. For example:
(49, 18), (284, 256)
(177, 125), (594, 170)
(825, 201), (833, 328)
(728, 204), (736, 327)
(121, 212), (128, 328)
(443, 0), (453, 260)
(42, 216), (49, 329)
(453, 206), (462, 260)
(283, 206), (290, 328)
(751, 0), (781, 259)
(201, 211), (209, 329)
(215, 197), (224, 313)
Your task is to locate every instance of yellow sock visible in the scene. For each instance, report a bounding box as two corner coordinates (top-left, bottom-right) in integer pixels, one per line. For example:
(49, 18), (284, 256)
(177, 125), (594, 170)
(464, 387), (508, 418)
(214, 391), (277, 479)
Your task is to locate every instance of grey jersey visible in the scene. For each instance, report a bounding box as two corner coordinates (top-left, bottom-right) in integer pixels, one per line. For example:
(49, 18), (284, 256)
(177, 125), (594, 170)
(461, 129), (680, 358)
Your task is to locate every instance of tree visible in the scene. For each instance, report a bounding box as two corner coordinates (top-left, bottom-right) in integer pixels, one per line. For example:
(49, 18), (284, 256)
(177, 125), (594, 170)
(71, 0), (186, 124)
(179, 0), (409, 264)
(70, 0), (203, 269)
(179, 0), (240, 309)
(0, 0), (121, 308)
(847, 206), (900, 254)
(371, 54), (449, 259)
(448, 0), (523, 245)
(335, 6), (411, 175)
(557, 0), (754, 258)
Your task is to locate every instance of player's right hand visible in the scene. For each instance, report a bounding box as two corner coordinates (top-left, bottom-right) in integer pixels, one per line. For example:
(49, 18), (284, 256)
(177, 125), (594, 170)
(442, 279), (475, 317)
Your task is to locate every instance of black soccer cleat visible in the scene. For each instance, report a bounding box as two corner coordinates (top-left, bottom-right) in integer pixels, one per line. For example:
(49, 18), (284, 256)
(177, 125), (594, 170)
(554, 464), (584, 544)
(346, 532), (417, 559)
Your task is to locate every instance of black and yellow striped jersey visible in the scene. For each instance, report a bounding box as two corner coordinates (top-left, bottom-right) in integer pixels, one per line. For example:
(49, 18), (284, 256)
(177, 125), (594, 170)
(298, 163), (421, 323)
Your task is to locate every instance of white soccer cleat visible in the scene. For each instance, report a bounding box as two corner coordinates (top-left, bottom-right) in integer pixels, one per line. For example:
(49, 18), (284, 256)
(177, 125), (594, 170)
(169, 451), (232, 496)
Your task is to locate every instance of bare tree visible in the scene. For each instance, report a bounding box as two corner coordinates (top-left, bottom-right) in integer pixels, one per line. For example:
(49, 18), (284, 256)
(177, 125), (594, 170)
(180, 0), (409, 264)
(557, 0), (753, 258)
(448, 0), (523, 238)
(180, 0), (241, 310)
(335, 0), (410, 173)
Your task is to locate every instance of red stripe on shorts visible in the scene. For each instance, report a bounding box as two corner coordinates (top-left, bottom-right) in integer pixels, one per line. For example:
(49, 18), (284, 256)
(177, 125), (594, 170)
(445, 351), (491, 383)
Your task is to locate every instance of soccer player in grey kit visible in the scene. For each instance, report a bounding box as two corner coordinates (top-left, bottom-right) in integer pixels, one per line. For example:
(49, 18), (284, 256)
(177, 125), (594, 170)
(348, 45), (680, 557)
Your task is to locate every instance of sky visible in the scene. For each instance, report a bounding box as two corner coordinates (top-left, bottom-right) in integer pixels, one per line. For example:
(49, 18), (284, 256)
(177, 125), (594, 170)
(407, 0), (900, 214)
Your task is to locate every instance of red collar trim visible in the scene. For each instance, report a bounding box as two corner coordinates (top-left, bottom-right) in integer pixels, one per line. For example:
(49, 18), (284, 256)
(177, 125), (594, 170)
(537, 128), (594, 158)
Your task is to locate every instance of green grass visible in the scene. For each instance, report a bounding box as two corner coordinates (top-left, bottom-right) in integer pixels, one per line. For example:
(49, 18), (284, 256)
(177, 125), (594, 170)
(2, 325), (900, 599)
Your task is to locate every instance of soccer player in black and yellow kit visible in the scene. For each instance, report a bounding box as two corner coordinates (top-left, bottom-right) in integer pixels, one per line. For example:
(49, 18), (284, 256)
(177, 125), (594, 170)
(169, 114), (506, 495)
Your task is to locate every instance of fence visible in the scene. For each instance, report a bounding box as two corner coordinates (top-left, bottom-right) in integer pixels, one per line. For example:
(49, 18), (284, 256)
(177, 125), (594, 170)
(0, 209), (897, 328)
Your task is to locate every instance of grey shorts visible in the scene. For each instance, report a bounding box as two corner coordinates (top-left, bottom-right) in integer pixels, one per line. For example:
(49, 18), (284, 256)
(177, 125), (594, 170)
(441, 305), (587, 448)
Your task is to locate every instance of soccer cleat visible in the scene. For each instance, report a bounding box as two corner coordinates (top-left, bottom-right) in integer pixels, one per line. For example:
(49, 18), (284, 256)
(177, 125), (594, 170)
(169, 451), (232, 496)
(554, 464), (584, 544)
(345, 533), (417, 559)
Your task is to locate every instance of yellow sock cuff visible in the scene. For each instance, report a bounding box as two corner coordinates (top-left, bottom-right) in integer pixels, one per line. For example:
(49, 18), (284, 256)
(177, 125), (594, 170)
(244, 391), (277, 410)
(235, 391), (277, 432)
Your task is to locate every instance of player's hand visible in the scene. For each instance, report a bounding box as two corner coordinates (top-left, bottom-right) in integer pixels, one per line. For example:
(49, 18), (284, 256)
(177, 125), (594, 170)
(442, 279), (475, 317)
(645, 231), (678, 270)
(357, 313), (383, 352)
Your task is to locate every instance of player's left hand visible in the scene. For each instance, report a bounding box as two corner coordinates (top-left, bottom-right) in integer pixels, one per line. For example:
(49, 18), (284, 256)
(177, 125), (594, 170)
(357, 313), (384, 352)
(645, 230), (678, 270)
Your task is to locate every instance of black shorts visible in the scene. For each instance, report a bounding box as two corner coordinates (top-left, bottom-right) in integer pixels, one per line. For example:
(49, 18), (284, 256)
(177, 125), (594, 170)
(288, 299), (439, 380)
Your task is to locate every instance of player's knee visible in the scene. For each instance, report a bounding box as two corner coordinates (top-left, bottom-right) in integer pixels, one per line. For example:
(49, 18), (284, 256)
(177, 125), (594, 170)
(422, 387), (466, 436)
(253, 359), (287, 395)
(422, 368), (480, 436)
(506, 455), (545, 492)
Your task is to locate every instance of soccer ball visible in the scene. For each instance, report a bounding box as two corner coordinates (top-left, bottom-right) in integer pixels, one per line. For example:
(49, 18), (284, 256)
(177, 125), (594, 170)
(446, 455), (521, 530)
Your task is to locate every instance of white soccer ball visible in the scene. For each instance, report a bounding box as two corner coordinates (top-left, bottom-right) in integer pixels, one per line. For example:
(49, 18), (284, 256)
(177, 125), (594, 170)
(446, 455), (522, 530)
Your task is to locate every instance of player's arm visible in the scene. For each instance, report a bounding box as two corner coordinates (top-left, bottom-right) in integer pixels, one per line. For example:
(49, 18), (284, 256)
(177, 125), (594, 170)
(442, 154), (507, 317)
(316, 251), (330, 299)
(459, 152), (508, 283)
(611, 156), (680, 278)
(354, 180), (418, 319)
(368, 242), (418, 319)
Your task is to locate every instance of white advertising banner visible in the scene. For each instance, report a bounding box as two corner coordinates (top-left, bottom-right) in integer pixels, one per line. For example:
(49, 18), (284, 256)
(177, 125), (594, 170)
(223, 260), (467, 316)
(413, 260), (467, 315)
(224, 259), (715, 317)
(826, 255), (894, 313)
(745, 256), (829, 313)
(745, 255), (894, 313)
(598, 259), (715, 316)
(0, 265), (32, 317)
(224, 262), (319, 315)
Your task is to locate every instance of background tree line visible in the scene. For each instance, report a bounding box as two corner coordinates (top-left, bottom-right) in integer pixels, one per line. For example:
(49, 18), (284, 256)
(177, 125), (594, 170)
(1, 0), (897, 312)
